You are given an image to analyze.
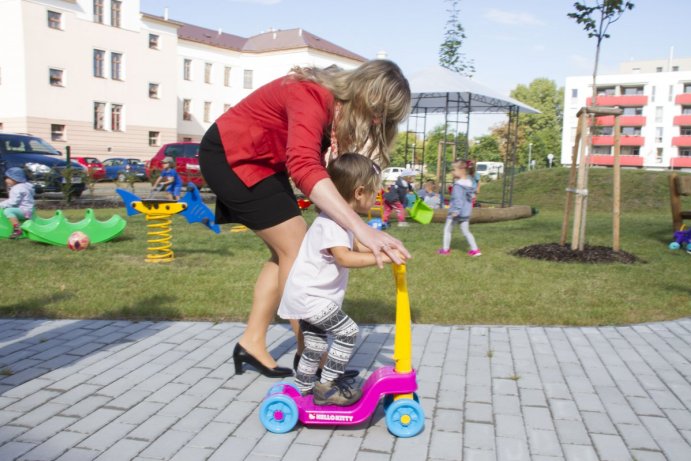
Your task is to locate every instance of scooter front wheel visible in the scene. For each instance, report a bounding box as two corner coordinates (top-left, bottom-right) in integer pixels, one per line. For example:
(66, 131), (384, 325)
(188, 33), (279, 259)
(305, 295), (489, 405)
(259, 394), (299, 434)
(385, 398), (424, 438)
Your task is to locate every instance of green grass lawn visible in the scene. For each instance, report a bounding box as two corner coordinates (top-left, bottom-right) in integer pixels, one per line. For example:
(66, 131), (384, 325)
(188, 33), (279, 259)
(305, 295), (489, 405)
(1, 168), (689, 326)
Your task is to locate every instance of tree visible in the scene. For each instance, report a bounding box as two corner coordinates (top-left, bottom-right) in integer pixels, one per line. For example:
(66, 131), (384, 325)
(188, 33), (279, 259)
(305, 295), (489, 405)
(390, 131), (423, 167)
(470, 135), (502, 162)
(439, 0), (474, 77)
(568, 0), (634, 103)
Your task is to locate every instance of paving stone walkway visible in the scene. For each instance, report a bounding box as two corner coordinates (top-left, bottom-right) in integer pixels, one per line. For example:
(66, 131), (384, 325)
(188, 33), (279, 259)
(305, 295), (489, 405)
(1, 318), (691, 461)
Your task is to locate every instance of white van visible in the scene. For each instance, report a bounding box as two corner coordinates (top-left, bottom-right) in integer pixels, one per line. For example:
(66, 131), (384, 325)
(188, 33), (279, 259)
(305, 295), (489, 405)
(475, 162), (504, 180)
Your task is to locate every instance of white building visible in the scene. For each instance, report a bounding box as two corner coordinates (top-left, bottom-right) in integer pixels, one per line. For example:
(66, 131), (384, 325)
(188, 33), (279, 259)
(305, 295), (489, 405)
(561, 58), (691, 170)
(0, 0), (365, 160)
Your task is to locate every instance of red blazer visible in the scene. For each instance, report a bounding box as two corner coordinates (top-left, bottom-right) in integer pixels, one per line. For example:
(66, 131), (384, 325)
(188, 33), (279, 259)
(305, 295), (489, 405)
(215, 76), (334, 196)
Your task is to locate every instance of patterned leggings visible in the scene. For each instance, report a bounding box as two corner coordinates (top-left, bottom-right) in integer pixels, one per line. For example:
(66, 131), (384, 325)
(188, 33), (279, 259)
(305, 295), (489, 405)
(295, 302), (359, 394)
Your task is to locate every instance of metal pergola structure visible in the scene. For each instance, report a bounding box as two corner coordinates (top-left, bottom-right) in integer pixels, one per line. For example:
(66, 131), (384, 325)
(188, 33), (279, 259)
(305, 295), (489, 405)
(404, 67), (539, 207)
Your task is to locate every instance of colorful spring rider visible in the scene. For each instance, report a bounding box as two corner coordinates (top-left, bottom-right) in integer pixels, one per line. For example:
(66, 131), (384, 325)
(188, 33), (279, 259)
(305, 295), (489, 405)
(132, 199), (187, 263)
(258, 264), (424, 437)
(669, 225), (691, 251)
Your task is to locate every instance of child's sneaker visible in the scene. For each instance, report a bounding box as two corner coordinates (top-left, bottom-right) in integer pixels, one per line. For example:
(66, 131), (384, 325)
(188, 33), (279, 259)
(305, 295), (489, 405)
(313, 379), (362, 406)
(468, 249), (482, 257)
(9, 228), (22, 239)
(437, 248), (450, 255)
(397, 221), (409, 227)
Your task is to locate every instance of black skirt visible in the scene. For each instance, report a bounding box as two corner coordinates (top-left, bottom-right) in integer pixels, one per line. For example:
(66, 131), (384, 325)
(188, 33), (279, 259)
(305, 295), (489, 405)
(199, 123), (300, 230)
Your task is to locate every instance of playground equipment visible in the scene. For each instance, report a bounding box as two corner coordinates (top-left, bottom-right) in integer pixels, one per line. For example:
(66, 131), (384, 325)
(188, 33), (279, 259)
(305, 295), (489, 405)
(117, 183), (220, 234)
(408, 193), (434, 225)
(669, 225), (691, 251)
(4, 209), (126, 245)
(132, 199), (187, 263)
(258, 264), (424, 437)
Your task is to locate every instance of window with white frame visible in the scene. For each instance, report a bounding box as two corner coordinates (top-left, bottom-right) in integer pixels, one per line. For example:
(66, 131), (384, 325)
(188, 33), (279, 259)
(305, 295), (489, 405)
(94, 102), (105, 130)
(592, 146), (611, 155)
(622, 86), (644, 95)
(243, 69), (253, 89)
(682, 106), (691, 115)
(111, 53), (123, 80)
(622, 106), (643, 116)
(656, 148), (663, 163)
(622, 146), (640, 156)
(680, 126), (691, 136)
(224, 67), (231, 86)
(94, 0), (103, 23)
(204, 101), (211, 122)
(656, 127), (664, 143)
(149, 131), (161, 147)
(684, 83), (691, 94)
(183, 99), (191, 121)
(669, 85), (674, 102)
(622, 126), (641, 136)
(673, 66), (680, 72)
(47, 11), (62, 30)
(93, 49), (105, 78)
(149, 83), (159, 99)
(111, 104), (123, 131)
(597, 126), (613, 136)
(205, 63), (212, 84)
(680, 148), (691, 157)
(183, 59), (191, 80)
(571, 88), (578, 99)
(51, 124), (66, 141)
(651, 86), (656, 102)
(49, 68), (64, 87)
(596, 86), (615, 96)
(655, 106), (663, 123)
(656, 66), (663, 72)
(149, 34), (159, 50)
(111, 0), (121, 27)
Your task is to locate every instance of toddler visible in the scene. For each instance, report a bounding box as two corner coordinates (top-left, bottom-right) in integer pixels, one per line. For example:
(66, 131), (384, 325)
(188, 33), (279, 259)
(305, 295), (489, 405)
(382, 169), (415, 227)
(152, 157), (183, 200)
(438, 159), (481, 256)
(1, 167), (35, 239)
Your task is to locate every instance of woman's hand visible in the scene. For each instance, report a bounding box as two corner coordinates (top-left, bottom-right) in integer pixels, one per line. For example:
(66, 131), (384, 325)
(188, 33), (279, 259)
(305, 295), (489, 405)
(352, 224), (410, 268)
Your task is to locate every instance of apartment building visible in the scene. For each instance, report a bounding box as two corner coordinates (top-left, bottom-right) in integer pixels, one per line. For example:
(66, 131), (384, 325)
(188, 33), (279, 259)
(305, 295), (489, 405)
(0, 0), (365, 160)
(561, 58), (691, 170)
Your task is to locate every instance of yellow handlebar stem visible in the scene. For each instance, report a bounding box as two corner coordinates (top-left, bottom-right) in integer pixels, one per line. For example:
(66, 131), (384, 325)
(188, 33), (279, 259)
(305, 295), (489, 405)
(393, 264), (412, 373)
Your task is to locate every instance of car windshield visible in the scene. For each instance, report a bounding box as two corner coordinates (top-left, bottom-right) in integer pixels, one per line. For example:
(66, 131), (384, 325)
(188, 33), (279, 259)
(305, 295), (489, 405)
(0, 134), (60, 155)
(476, 165), (487, 171)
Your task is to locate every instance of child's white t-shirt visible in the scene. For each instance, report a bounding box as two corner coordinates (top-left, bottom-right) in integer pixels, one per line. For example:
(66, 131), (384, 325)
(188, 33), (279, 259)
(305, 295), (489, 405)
(278, 213), (353, 319)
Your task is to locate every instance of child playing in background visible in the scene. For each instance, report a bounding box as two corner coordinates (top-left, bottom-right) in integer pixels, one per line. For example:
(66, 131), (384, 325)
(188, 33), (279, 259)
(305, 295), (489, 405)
(1, 167), (35, 239)
(421, 179), (441, 209)
(382, 169), (415, 227)
(279, 153), (397, 406)
(152, 157), (183, 200)
(438, 159), (481, 257)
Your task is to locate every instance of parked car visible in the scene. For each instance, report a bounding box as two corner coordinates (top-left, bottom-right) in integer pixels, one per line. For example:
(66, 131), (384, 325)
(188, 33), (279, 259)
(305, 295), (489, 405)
(145, 142), (203, 187)
(102, 157), (148, 182)
(381, 166), (406, 182)
(0, 132), (86, 197)
(476, 161), (504, 180)
(73, 156), (106, 181)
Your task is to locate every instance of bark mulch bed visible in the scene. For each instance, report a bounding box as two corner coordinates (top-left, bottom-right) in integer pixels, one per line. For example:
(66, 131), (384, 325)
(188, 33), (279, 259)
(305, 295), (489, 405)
(513, 243), (642, 264)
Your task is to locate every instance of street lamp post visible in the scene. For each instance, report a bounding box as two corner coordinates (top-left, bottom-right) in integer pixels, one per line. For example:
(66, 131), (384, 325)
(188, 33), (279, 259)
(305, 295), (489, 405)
(528, 142), (533, 170)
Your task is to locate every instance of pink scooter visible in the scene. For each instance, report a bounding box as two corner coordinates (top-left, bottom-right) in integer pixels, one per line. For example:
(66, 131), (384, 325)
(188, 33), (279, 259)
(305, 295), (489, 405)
(258, 265), (424, 437)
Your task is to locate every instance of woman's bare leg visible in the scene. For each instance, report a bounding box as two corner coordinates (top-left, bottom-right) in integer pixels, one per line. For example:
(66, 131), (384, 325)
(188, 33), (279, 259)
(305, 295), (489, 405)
(237, 216), (307, 368)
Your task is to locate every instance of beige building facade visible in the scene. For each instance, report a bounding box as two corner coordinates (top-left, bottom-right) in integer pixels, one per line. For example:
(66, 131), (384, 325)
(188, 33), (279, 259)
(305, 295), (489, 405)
(0, 0), (365, 160)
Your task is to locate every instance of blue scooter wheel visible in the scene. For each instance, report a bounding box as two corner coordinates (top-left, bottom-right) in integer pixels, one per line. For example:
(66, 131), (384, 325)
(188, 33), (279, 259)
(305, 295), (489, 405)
(259, 394), (299, 434)
(669, 242), (681, 250)
(383, 392), (420, 412)
(385, 398), (425, 438)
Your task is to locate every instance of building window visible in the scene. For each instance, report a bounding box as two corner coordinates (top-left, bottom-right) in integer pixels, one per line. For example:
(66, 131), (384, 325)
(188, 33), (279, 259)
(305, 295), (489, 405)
(183, 59), (191, 81)
(51, 124), (66, 141)
(149, 131), (160, 147)
(182, 137), (192, 142)
(243, 69), (253, 89)
(94, 0), (103, 23)
(111, 53), (122, 80)
(223, 104), (231, 113)
(680, 148), (691, 157)
(656, 148), (664, 163)
(622, 146), (640, 156)
(598, 126), (613, 136)
(656, 66), (663, 72)
(49, 68), (64, 87)
(204, 101), (211, 122)
(94, 102), (105, 130)
(680, 127), (691, 136)
(93, 49), (105, 78)
(571, 88), (578, 99)
(655, 106), (663, 123)
(682, 106), (691, 115)
(656, 127), (664, 143)
(596, 86), (615, 96)
(111, 0), (121, 27)
(622, 86), (644, 95)
(149, 83), (159, 99)
(622, 106), (643, 116)
(111, 104), (122, 131)
(651, 86), (656, 102)
(183, 99), (191, 121)
(621, 127), (641, 136)
(669, 85), (674, 102)
(592, 146), (611, 155)
(47, 11), (62, 30)
(205, 63), (212, 84)
(673, 66), (679, 72)
(224, 67), (231, 86)
(684, 83), (691, 94)
(149, 34), (159, 49)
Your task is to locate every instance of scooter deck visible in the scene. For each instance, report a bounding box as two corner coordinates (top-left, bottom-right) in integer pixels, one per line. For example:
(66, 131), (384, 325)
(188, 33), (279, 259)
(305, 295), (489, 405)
(282, 366), (418, 426)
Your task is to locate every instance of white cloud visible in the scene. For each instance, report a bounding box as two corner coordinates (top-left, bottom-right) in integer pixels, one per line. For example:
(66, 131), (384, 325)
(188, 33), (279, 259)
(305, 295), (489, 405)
(484, 8), (544, 26)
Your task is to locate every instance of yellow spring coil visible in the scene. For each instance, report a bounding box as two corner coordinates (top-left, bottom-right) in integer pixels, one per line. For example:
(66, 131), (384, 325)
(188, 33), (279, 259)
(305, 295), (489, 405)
(145, 213), (174, 262)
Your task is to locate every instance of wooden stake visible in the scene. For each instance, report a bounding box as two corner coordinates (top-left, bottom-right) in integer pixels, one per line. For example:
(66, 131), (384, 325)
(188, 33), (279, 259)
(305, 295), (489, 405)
(561, 112), (586, 246)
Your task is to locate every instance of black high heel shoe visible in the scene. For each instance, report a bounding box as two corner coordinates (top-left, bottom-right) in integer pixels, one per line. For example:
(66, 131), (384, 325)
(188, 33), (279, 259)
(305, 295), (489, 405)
(294, 353), (360, 380)
(233, 343), (293, 378)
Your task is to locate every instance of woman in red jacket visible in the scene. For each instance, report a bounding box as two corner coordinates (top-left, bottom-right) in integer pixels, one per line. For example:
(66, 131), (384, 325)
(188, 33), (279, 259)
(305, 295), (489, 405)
(199, 59), (411, 377)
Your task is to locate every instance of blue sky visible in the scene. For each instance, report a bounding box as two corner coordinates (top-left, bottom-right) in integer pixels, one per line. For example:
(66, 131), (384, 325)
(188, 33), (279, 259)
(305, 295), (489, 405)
(140, 0), (691, 135)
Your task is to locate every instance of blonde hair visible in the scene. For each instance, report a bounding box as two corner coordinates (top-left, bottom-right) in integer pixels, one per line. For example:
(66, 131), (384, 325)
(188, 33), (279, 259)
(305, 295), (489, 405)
(290, 60), (411, 168)
(326, 153), (381, 202)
